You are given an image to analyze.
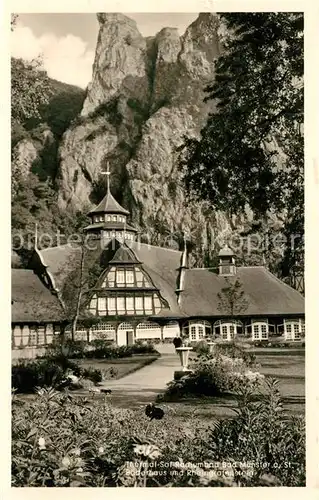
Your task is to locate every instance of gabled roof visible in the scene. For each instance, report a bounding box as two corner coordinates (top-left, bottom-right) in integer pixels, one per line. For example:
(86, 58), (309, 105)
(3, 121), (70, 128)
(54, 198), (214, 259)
(36, 240), (183, 316)
(33, 240), (304, 321)
(11, 269), (65, 323)
(88, 191), (130, 216)
(180, 267), (304, 317)
(128, 241), (182, 314)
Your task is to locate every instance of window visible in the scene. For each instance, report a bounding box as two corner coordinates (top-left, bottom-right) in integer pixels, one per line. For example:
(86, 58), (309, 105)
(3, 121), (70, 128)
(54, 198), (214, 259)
(190, 326), (197, 340)
(144, 296), (153, 314)
(284, 319), (303, 341)
(126, 270), (134, 286)
(163, 322), (180, 339)
(214, 321), (241, 341)
(221, 325), (228, 340)
(183, 320), (212, 341)
(99, 215), (104, 222)
(136, 321), (161, 340)
(98, 297), (107, 315)
(107, 215), (111, 222)
(37, 327), (45, 345)
(135, 297), (143, 313)
(118, 322), (133, 330)
(54, 325), (61, 335)
(126, 296), (134, 313)
(117, 270), (125, 286)
(112, 215), (117, 222)
(251, 321), (269, 341)
(107, 297), (116, 314)
(117, 297), (125, 313)
(91, 322), (116, 341)
(29, 327), (37, 346)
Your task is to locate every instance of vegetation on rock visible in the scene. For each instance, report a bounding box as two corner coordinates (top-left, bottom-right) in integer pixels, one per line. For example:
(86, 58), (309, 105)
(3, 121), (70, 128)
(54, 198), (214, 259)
(180, 13), (303, 279)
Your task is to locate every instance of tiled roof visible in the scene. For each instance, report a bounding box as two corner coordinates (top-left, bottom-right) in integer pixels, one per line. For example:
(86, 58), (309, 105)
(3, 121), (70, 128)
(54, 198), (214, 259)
(35, 240), (304, 320)
(88, 191), (130, 216)
(128, 241), (182, 314)
(109, 245), (141, 264)
(11, 269), (65, 323)
(180, 267), (305, 317)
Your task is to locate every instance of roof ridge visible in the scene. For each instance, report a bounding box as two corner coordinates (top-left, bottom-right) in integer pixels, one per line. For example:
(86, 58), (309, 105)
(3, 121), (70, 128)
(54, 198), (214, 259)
(263, 267), (304, 297)
(40, 244), (80, 252)
(131, 241), (182, 254)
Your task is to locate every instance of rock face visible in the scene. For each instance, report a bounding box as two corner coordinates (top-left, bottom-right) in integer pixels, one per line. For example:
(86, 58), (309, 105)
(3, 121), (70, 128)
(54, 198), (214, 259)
(11, 127), (56, 196)
(57, 13), (232, 261)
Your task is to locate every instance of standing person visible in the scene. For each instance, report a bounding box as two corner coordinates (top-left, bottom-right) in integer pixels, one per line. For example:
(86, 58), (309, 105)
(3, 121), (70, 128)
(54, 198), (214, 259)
(173, 336), (182, 351)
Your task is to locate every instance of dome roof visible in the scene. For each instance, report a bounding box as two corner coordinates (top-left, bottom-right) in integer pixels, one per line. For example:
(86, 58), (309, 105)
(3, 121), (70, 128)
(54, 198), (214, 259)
(88, 190), (130, 216)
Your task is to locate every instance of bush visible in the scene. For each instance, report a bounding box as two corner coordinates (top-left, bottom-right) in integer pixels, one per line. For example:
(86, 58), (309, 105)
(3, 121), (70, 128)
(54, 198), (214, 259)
(11, 380), (305, 487)
(193, 340), (210, 356)
(160, 351), (263, 401)
(207, 378), (305, 486)
(214, 341), (256, 367)
(44, 340), (86, 359)
(12, 355), (103, 393)
(84, 341), (158, 359)
(82, 367), (103, 384)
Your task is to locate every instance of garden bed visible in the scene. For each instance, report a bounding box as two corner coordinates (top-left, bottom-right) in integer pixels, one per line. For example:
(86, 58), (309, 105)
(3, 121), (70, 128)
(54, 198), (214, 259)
(76, 354), (160, 380)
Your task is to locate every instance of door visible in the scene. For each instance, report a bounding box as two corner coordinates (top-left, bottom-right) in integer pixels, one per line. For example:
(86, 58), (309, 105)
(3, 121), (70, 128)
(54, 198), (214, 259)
(126, 330), (134, 346)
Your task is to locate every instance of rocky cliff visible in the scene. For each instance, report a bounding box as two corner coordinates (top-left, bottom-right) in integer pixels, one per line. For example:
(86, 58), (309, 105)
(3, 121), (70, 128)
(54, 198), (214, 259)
(56, 13), (235, 260)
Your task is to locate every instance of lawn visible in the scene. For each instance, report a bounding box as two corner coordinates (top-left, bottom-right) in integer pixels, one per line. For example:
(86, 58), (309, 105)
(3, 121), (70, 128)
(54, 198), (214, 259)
(166, 350), (305, 418)
(80, 349), (305, 420)
(77, 354), (159, 380)
(254, 350), (305, 414)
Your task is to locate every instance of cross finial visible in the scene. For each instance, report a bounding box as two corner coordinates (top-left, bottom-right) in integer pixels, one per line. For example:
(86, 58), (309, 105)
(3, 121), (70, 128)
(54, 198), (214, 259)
(101, 161), (111, 193)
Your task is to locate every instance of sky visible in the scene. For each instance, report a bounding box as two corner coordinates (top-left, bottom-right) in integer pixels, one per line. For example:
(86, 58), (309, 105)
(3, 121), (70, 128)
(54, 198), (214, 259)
(11, 13), (198, 88)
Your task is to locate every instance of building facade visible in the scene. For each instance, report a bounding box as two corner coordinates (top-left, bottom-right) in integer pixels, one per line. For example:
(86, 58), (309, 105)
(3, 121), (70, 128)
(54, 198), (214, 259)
(11, 269), (66, 359)
(12, 180), (305, 354)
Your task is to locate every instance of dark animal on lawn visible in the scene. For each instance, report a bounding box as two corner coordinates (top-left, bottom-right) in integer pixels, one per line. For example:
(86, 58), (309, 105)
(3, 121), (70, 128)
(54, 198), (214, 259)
(145, 403), (164, 420)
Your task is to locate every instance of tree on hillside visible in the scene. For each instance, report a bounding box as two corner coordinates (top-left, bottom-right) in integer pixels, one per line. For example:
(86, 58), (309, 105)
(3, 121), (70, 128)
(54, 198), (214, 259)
(11, 15), (53, 124)
(11, 57), (53, 125)
(180, 13), (303, 281)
